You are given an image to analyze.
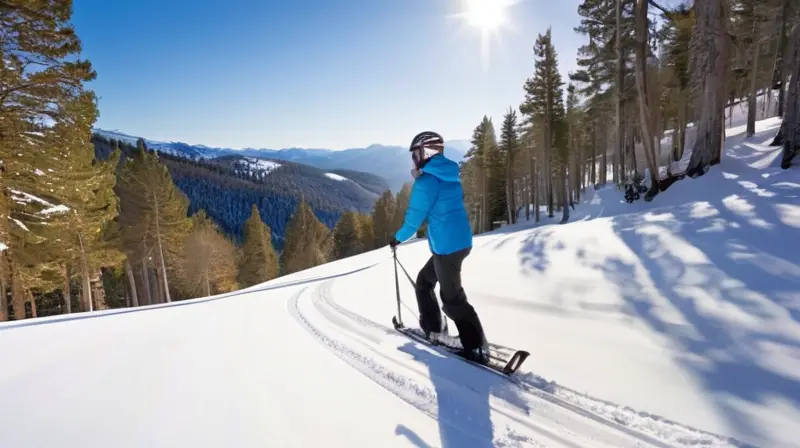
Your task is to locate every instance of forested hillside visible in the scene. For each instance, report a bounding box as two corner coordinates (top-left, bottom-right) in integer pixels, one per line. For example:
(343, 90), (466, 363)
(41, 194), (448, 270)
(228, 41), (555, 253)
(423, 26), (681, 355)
(92, 135), (386, 249)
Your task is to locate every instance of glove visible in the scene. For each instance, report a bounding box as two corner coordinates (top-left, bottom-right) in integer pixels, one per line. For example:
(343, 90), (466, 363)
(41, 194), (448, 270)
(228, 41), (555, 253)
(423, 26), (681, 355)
(389, 238), (401, 249)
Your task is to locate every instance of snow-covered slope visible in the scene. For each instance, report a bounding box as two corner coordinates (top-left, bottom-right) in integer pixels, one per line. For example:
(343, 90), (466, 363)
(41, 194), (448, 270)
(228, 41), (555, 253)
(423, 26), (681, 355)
(2, 117), (796, 447)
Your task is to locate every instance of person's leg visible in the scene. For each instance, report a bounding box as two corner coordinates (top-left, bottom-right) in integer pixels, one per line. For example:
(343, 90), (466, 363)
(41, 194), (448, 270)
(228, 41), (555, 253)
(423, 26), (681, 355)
(434, 247), (487, 357)
(415, 255), (443, 337)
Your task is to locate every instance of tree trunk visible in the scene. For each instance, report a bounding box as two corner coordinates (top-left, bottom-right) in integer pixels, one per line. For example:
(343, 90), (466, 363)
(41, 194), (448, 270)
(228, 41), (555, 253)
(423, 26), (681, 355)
(777, 0), (790, 118)
(204, 265), (211, 298)
(534, 155), (540, 223)
(686, 0), (731, 178)
(27, 289), (36, 318)
(747, 17), (761, 137)
(781, 23), (800, 169)
(506, 148), (514, 224)
(141, 256), (152, 306)
(686, 0), (730, 177)
(10, 262), (24, 320)
(527, 141), (534, 221)
(615, 0), (625, 186)
(78, 233), (93, 312)
(591, 117), (597, 188)
(676, 96), (688, 161)
(560, 164), (570, 223)
(0, 255), (7, 322)
(634, 0), (661, 198)
(124, 259), (139, 307)
(152, 192), (172, 303)
(63, 264), (71, 314)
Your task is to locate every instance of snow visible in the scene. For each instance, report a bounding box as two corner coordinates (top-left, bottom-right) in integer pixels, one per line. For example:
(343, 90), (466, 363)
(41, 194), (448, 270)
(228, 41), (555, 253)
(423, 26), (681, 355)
(10, 189), (53, 206)
(325, 172), (348, 181)
(11, 218), (29, 232)
(40, 204), (70, 215)
(0, 116), (797, 448)
(234, 157), (281, 176)
(0, 242), (7, 252)
(9, 189), (70, 216)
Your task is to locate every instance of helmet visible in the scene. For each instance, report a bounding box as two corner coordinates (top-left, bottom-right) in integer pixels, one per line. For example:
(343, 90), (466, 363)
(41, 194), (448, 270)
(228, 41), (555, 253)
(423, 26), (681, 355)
(409, 131), (444, 169)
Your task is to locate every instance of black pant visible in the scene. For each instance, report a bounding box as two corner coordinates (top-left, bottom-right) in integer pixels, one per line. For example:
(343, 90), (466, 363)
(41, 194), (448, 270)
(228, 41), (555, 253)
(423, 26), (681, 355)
(415, 247), (486, 351)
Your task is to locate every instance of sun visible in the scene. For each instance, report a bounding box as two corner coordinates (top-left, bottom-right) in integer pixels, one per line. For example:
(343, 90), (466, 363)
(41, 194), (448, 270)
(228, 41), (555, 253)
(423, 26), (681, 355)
(462, 0), (508, 33)
(452, 0), (522, 68)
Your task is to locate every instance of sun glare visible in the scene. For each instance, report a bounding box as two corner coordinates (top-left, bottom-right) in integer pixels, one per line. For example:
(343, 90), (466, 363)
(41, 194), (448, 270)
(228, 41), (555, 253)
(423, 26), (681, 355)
(453, 0), (521, 68)
(463, 0), (507, 32)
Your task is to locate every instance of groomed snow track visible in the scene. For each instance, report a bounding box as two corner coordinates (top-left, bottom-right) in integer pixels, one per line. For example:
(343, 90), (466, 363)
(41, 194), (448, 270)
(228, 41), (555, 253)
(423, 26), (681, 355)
(288, 259), (749, 448)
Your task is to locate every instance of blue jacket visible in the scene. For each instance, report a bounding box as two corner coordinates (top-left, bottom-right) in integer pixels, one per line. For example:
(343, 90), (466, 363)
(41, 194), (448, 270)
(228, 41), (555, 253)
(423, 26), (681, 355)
(394, 154), (473, 255)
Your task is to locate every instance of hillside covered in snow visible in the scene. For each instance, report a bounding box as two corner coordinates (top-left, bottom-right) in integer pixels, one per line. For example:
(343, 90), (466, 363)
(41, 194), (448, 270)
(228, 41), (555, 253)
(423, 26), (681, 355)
(2, 116), (796, 447)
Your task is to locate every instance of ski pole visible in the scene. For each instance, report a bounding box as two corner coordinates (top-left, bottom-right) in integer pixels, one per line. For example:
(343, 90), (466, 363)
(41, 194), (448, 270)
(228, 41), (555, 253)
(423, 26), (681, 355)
(392, 246), (403, 327)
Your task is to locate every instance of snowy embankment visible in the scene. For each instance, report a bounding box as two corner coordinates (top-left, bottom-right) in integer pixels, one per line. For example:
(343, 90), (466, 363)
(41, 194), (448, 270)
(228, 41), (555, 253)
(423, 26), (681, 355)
(0, 117), (796, 447)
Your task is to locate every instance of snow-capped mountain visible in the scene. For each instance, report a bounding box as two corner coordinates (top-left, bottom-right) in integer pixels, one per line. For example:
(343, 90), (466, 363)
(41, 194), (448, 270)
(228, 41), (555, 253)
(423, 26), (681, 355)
(94, 129), (470, 192)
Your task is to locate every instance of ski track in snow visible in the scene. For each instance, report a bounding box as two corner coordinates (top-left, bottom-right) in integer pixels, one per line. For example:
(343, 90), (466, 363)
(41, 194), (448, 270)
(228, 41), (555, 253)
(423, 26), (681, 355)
(289, 273), (744, 448)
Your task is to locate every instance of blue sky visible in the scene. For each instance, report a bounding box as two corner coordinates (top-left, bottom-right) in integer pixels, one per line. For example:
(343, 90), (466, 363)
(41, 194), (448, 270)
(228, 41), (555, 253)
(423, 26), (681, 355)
(72, 0), (586, 150)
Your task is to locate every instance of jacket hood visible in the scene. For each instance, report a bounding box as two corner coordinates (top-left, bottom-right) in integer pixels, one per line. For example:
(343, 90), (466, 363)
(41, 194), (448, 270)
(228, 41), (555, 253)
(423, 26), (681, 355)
(421, 154), (460, 183)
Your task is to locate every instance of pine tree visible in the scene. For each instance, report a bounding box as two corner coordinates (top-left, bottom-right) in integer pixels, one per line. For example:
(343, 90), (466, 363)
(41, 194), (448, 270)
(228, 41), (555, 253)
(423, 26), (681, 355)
(1, 0), (102, 318)
(461, 116), (503, 232)
(780, 20), (800, 168)
(521, 29), (566, 218)
(357, 214), (375, 251)
(181, 210), (239, 297)
(332, 211), (364, 259)
(115, 140), (191, 303)
(372, 190), (395, 246)
(499, 108), (520, 224)
(281, 199), (331, 275)
(633, 0), (662, 198)
(237, 205), (279, 288)
(393, 183), (412, 232)
(660, 3), (693, 163)
(686, 0), (732, 177)
(573, 0), (636, 183)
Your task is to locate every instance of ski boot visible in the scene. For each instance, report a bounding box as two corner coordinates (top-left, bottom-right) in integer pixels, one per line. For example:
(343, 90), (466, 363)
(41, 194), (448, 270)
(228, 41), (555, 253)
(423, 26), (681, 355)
(457, 338), (490, 365)
(422, 317), (449, 345)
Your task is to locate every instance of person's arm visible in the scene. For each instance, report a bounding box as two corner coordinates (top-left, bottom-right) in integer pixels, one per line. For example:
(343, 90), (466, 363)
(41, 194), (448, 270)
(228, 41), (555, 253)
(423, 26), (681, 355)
(394, 175), (438, 243)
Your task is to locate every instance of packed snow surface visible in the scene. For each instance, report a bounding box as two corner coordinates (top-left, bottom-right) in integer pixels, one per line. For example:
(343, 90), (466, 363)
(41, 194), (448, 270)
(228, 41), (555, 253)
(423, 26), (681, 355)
(0, 117), (797, 447)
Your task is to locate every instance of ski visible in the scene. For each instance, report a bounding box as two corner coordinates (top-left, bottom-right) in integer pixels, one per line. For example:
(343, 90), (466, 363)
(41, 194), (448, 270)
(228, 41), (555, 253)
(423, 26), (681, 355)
(391, 316), (530, 377)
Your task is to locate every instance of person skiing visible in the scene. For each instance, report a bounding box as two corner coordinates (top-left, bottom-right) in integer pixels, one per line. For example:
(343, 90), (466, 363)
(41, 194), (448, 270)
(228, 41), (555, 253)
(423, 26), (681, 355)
(389, 131), (489, 364)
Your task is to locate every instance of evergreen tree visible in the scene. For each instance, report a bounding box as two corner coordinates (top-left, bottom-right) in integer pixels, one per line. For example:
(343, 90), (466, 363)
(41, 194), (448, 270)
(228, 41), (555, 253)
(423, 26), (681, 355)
(237, 205), (279, 288)
(371, 190), (395, 247)
(1, 0), (101, 319)
(181, 210), (239, 297)
(499, 108), (520, 224)
(332, 211), (364, 260)
(572, 0), (635, 182)
(115, 140), (191, 303)
(780, 20), (799, 168)
(393, 183), (412, 232)
(686, 0), (732, 177)
(281, 199), (332, 275)
(461, 116), (503, 232)
(521, 29), (566, 218)
(357, 214), (375, 251)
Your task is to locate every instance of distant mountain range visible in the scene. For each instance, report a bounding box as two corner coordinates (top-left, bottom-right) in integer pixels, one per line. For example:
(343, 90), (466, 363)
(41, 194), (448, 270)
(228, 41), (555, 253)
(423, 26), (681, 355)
(95, 129), (470, 192)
